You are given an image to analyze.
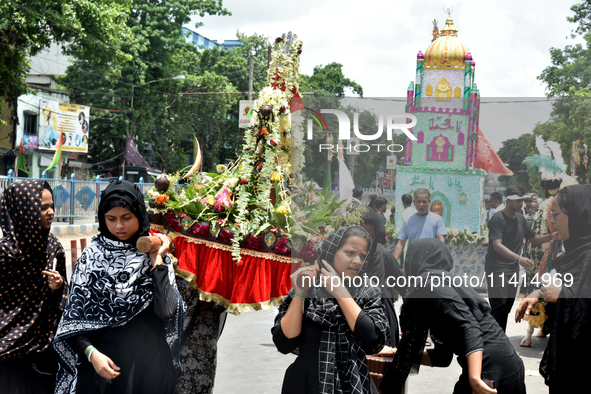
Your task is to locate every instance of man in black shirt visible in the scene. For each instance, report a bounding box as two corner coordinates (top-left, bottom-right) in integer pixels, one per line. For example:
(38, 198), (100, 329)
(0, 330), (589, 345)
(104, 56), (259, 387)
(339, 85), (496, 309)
(485, 186), (557, 331)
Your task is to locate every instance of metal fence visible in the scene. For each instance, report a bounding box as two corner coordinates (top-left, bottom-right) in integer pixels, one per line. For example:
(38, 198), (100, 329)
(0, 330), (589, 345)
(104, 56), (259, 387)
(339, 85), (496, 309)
(1, 170), (155, 225)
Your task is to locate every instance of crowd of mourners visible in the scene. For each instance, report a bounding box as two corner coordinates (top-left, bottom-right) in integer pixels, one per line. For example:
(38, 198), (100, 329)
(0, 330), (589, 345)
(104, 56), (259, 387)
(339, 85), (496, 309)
(0, 178), (589, 394)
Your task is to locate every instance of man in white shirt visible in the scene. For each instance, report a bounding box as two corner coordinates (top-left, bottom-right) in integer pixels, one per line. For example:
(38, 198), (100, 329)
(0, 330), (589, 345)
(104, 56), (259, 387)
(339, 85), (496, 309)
(350, 187), (363, 208)
(487, 192), (504, 223)
(400, 193), (417, 223)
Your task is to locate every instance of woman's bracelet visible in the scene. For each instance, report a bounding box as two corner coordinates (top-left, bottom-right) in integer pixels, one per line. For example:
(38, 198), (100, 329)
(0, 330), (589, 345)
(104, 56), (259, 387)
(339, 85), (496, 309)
(536, 289), (543, 301)
(84, 345), (97, 362)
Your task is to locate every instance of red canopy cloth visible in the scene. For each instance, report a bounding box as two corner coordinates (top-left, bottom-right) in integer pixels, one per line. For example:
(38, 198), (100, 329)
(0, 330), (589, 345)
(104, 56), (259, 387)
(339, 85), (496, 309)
(474, 128), (513, 175)
(151, 225), (296, 313)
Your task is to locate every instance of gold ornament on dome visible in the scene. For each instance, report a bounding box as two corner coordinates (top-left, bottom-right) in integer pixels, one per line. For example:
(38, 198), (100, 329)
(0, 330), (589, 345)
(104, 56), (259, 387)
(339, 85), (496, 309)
(424, 8), (470, 70)
(441, 6), (458, 36)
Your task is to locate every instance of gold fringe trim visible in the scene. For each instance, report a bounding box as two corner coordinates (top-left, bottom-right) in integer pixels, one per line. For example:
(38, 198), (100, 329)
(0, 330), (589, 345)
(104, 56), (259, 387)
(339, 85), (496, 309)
(193, 288), (285, 315)
(151, 224), (300, 264)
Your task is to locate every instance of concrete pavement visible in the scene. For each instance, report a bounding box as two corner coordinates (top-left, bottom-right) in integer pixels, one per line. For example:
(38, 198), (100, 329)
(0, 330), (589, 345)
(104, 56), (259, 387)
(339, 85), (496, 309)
(51, 217), (99, 278)
(215, 299), (549, 393)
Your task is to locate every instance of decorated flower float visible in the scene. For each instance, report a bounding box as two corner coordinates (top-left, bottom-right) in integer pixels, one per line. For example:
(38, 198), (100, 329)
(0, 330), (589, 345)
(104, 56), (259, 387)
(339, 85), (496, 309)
(147, 33), (366, 313)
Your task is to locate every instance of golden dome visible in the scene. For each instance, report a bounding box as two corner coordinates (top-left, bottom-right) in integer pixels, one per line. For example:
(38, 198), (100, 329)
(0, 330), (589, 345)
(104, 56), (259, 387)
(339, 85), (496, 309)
(424, 15), (470, 70)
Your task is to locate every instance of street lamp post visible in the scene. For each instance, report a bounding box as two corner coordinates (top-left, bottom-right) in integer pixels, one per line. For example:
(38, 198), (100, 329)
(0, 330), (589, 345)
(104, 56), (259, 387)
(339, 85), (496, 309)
(123, 75), (185, 178)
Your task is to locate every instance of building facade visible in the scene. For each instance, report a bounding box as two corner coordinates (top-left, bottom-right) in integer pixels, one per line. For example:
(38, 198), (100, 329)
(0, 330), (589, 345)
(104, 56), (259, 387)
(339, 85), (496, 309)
(182, 27), (242, 52)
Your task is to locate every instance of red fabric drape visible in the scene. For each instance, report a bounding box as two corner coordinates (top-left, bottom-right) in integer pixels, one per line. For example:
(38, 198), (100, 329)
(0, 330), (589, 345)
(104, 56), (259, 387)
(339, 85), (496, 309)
(174, 236), (293, 310)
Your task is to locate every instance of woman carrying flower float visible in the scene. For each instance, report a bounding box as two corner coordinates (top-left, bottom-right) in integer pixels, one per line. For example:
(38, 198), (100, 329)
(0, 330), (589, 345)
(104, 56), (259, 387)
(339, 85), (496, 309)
(53, 180), (183, 394)
(272, 226), (389, 394)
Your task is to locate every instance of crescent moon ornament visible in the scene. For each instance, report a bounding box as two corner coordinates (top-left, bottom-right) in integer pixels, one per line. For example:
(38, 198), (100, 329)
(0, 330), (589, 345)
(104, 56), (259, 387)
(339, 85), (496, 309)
(184, 137), (203, 178)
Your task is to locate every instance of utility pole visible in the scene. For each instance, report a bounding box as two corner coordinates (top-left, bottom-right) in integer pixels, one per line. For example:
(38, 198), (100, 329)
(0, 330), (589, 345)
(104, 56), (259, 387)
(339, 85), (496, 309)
(248, 52), (254, 101)
(124, 75), (184, 179)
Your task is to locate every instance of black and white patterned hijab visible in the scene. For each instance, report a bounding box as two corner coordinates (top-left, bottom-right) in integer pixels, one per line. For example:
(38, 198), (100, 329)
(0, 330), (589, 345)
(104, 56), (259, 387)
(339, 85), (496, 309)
(275, 226), (389, 394)
(52, 181), (183, 393)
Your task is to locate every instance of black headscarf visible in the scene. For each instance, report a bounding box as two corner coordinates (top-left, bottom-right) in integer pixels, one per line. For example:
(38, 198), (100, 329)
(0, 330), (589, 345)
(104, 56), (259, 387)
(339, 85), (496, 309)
(382, 238), (490, 392)
(273, 226), (389, 394)
(312, 225), (375, 299)
(0, 180), (67, 361)
(97, 179), (150, 245)
(554, 184), (591, 297)
(542, 184), (591, 387)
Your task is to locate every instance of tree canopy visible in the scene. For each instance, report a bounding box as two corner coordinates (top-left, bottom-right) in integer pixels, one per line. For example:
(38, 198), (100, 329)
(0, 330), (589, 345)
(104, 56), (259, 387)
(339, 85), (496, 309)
(535, 1), (591, 184)
(59, 0), (232, 173)
(0, 0), (132, 118)
(300, 63), (363, 97)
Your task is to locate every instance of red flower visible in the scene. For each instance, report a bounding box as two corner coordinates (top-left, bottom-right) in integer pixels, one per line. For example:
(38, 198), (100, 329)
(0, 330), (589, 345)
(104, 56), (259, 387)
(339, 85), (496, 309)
(244, 147), (251, 151)
(164, 211), (182, 232)
(218, 229), (234, 242)
(300, 243), (316, 261)
(246, 234), (264, 250)
(275, 37), (283, 43)
(190, 224), (210, 237)
(279, 106), (286, 113)
(270, 140), (277, 146)
(239, 180), (248, 185)
(274, 237), (291, 255)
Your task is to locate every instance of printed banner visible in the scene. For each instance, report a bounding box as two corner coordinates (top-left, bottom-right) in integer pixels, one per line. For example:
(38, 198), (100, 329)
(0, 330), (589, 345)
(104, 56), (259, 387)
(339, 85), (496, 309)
(238, 100), (255, 129)
(39, 99), (89, 152)
(23, 133), (38, 150)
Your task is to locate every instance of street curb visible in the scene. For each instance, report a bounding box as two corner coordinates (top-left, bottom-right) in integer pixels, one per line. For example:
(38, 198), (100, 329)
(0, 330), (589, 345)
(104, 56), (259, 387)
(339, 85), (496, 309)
(51, 223), (99, 237)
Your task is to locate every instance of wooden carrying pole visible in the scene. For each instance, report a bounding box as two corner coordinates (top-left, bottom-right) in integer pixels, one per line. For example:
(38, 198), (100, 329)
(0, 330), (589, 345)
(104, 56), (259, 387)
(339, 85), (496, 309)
(137, 235), (172, 253)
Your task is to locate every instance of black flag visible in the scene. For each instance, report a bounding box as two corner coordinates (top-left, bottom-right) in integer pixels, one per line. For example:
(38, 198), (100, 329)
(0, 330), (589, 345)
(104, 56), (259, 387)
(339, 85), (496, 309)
(125, 132), (154, 170)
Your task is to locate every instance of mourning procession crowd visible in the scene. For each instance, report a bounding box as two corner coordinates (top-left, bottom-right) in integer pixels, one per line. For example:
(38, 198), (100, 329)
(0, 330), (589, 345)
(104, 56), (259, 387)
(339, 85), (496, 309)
(0, 176), (590, 394)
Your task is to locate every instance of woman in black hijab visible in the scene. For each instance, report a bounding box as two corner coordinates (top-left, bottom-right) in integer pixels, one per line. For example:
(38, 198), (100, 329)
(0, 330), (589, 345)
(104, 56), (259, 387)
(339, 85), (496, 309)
(53, 180), (184, 394)
(516, 184), (591, 392)
(272, 225), (389, 394)
(381, 238), (525, 394)
(0, 180), (67, 393)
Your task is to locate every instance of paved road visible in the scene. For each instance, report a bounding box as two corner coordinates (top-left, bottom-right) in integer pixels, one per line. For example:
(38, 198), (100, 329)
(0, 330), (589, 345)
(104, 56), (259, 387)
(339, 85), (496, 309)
(51, 225), (549, 393)
(215, 300), (549, 393)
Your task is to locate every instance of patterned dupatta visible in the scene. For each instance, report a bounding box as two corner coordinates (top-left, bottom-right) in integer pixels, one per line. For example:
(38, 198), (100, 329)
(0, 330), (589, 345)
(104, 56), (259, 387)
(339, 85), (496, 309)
(53, 235), (183, 392)
(0, 180), (67, 361)
(274, 226), (389, 394)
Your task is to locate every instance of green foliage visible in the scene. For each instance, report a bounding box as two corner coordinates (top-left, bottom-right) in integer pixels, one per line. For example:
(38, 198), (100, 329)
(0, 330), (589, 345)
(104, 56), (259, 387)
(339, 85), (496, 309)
(536, 2), (591, 184)
(0, 0), (132, 114)
(193, 31), (271, 166)
(497, 133), (537, 190)
(300, 63), (363, 97)
(59, 0), (232, 173)
(567, 0), (591, 36)
(533, 91), (591, 184)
